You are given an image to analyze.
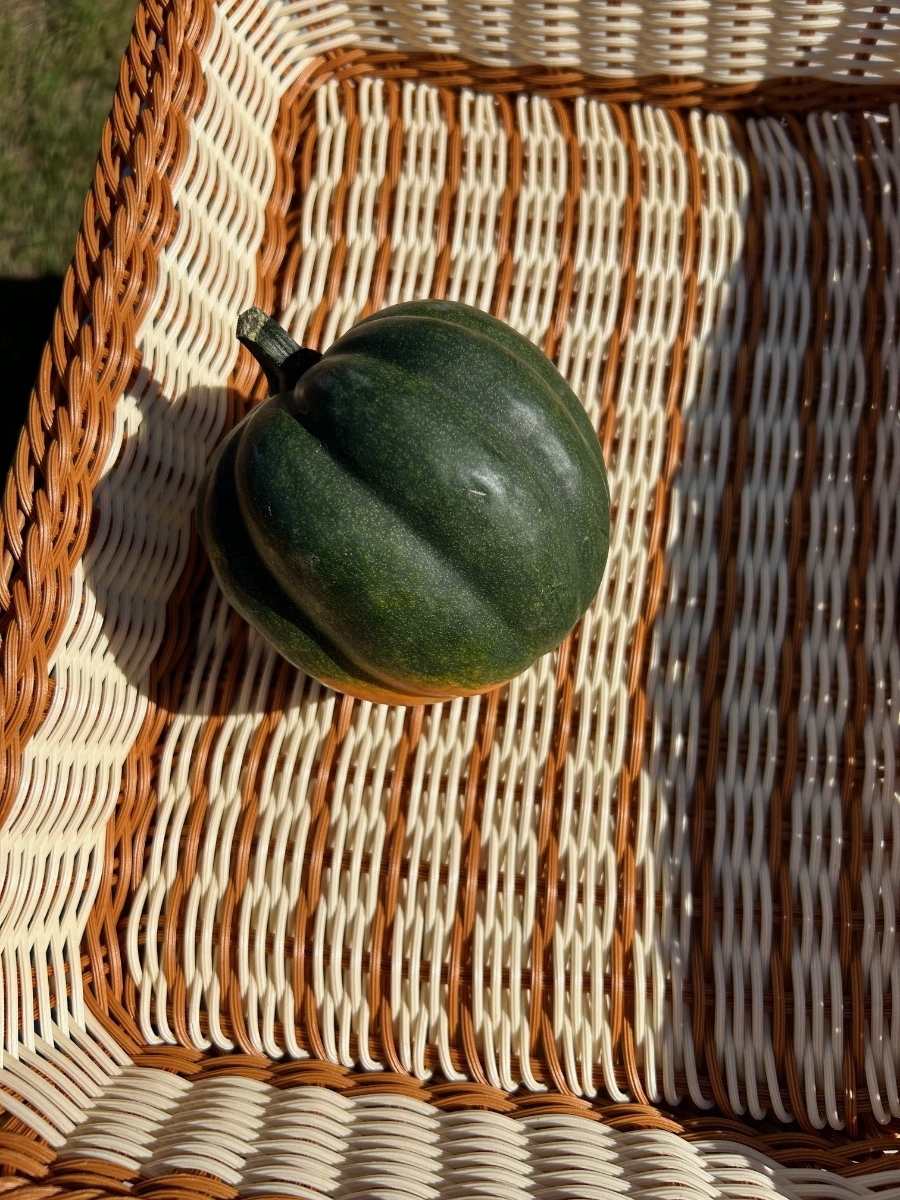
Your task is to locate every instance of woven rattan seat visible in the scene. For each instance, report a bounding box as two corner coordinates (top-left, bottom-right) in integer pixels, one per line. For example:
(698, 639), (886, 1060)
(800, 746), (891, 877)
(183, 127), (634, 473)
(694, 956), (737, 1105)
(2, 1), (900, 1195)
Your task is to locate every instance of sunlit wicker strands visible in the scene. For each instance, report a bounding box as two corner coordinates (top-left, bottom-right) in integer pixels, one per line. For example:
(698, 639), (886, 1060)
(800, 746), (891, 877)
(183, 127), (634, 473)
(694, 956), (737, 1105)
(1, 1), (899, 1197)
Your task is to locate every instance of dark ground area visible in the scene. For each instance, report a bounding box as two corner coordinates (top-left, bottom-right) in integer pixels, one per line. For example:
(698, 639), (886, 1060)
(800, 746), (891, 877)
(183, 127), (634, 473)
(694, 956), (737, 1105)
(0, 275), (62, 478)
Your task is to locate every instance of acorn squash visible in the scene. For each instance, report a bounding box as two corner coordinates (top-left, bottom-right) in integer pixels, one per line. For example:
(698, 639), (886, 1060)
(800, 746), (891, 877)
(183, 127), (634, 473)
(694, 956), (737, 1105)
(197, 300), (610, 705)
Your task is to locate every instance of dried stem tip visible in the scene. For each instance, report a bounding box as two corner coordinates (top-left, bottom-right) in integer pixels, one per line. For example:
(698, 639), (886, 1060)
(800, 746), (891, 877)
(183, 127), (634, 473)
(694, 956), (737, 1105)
(237, 306), (322, 396)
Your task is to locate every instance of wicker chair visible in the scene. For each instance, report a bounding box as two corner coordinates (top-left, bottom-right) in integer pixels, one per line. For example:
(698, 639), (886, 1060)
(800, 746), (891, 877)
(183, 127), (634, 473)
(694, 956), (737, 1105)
(1, 0), (899, 1194)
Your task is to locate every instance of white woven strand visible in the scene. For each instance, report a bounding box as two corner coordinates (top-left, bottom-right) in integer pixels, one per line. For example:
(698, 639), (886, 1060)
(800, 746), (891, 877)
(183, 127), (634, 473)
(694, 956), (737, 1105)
(549, 98), (628, 1100)
(238, 666), (339, 1060)
(504, 94), (567, 345)
(242, 1085), (352, 1197)
(538, 98), (632, 1101)
(795, 110), (867, 1132)
(641, 112), (749, 1110)
(225, 0), (356, 86)
(862, 105), (900, 1125)
(445, 92), (508, 311)
(133, 589), (238, 1048)
(281, 79), (350, 345)
(385, 81), (448, 305)
(130, 585), (225, 1046)
(392, 91), (566, 1087)
(471, 656), (557, 1093)
(191, 631), (282, 1055)
(554, 99), (627, 429)
(550, 104), (687, 1102)
(131, 586), (341, 1053)
(321, 77), (392, 344)
(439, 1109), (533, 1200)
(58, 1069), (900, 1199)
(390, 698), (477, 1081)
(59, 1065), (194, 1168)
(312, 700), (406, 1068)
(708, 114), (812, 1126)
(334, 1095), (443, 1198)
(145, 1075), (271, 1184)
(776, 4), (900, 83)
(334, 0), (900, 82)
(606, 103), (687, 1100)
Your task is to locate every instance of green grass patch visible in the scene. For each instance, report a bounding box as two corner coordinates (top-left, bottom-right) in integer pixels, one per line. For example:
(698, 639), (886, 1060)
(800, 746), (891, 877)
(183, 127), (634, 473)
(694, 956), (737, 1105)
(0, 0), (137, 277)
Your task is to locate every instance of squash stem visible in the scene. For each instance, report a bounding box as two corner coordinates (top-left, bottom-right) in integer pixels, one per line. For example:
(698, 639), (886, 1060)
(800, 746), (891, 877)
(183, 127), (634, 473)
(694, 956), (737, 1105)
(237, 307), (322, 395)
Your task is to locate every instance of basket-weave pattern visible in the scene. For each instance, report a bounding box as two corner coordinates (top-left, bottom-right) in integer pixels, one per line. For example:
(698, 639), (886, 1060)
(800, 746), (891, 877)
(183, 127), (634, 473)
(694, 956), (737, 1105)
(1, 1), (899, 1197)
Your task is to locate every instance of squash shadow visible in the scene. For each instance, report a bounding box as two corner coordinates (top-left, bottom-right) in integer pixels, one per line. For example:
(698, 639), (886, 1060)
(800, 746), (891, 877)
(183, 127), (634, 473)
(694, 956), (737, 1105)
(76, 377), (242, 724)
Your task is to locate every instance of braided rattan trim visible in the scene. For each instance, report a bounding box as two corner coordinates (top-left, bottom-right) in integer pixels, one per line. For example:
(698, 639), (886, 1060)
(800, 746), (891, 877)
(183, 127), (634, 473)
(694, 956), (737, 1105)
(0, 0), (212, 827)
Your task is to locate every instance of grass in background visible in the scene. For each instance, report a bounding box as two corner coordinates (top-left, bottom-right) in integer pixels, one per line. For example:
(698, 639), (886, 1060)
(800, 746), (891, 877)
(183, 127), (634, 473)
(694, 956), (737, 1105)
(0, 0), (136, 277)
(0, 0), (135, 479)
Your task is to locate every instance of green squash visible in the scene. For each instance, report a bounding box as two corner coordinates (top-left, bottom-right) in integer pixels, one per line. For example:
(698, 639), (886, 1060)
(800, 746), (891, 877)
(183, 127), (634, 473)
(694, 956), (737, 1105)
(197, 300), (609, 706)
